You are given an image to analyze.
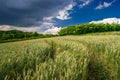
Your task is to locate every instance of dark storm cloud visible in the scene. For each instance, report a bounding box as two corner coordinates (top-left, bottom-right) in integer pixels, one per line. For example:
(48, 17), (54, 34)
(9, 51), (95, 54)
(0, 0), (73, 27)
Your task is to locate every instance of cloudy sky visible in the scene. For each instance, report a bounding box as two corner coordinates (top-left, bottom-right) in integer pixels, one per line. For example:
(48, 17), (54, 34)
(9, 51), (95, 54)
(0, 0), (120, 34)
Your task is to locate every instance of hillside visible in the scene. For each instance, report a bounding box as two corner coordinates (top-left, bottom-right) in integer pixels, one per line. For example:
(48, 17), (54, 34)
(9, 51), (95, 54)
(0, 34), (120, 80)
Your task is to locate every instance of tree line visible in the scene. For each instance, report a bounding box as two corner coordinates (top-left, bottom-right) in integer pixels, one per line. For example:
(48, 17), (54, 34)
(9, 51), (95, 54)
(1, 23), (120, 43)
(0, 30), (56, 43)
(58, 23), (120, 36)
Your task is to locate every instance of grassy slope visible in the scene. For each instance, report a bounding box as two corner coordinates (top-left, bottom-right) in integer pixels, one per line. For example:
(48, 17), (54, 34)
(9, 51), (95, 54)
(0, 32), (120, 80)
(84, 31), (120, 35)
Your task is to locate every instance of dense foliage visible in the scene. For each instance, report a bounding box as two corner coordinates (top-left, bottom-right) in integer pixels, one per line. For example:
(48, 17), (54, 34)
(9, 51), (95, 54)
(0, 30), (56, 43)
(58, 23), (120, 35)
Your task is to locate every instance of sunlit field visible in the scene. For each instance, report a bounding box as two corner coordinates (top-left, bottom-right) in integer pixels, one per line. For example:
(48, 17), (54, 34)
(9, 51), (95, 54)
(0, 34), (120, 80)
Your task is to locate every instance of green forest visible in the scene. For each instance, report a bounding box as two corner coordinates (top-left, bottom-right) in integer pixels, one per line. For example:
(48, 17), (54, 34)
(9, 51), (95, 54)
(58, 23), (120, 35)
(0, 30), (56, 43)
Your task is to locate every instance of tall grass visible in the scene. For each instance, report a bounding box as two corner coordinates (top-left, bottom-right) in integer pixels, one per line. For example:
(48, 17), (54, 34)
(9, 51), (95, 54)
(0, 35), (120, 80)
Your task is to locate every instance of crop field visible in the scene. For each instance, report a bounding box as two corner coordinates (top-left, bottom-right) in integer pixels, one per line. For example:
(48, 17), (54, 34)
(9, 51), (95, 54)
(0, 35), (120, 80)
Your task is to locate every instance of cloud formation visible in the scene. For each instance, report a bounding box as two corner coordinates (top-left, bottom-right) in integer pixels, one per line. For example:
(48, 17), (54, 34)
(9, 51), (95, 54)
(0, 0), (74, 27)
(56, 3), (75, 20)
(0, 25), (61, 34)
(79, 0), (93, 8)
(0, 25), (40, 32)
(43, 27), (61, 35)
(90, 18), (120, 24)
(95, 0), (115, 10)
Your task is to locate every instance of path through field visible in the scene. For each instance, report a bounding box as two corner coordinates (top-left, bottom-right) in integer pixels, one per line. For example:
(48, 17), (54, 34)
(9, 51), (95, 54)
(0, 35), (120, 80)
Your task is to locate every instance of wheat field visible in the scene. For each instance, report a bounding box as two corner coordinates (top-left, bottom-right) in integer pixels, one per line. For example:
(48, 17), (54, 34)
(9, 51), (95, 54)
(0, 35), (120, 80)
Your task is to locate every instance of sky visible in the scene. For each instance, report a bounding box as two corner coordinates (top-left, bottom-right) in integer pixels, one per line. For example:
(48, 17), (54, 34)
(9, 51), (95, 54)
(0, 0), (120, 34)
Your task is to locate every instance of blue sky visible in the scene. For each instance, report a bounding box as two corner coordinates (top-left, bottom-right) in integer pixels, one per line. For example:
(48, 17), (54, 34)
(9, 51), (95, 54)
(57, 0), (120, 27)
(0, 0), (120, 34)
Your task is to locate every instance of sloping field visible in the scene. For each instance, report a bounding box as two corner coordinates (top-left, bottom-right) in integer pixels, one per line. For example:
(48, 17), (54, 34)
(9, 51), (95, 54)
(0, 35), (120, 80)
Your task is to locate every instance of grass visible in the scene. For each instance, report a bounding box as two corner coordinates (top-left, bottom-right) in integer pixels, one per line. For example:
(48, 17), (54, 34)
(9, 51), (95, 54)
(84, 31), (120, 36)
(0, 33), (120, 80)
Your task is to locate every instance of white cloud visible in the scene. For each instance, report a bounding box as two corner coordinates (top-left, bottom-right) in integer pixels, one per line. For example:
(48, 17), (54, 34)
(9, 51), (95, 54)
(43, 26), (61, 35)
(90, 18), (120, 24)
(95, 0), (115, 10)
(41, 22), (55, 28)
(0, 22), (61, 34)
(37, 1), (76, 33)
(79, 0), (93, 8)
(0, 25), (13, 31)
(56, 2), (75, 20)
(0, 16), (60, 34)
(0, 25), (40, 32)
(43, 17), (54, 21)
